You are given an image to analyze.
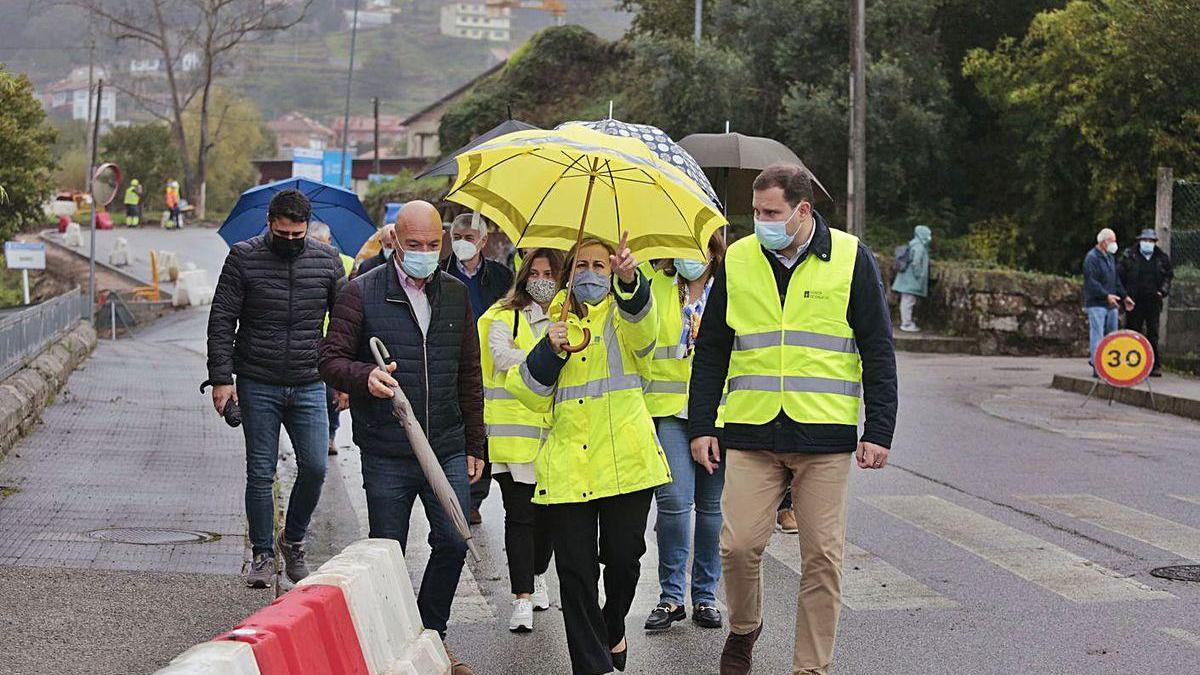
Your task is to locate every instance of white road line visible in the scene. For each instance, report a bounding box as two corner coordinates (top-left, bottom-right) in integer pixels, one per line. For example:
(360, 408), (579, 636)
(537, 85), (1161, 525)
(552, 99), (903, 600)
(864, 495), (1171, 603)
(764, 533), (957, 611)
(1023, 494), (1200, 560)
(1169, 494), (1200, 507)
(1161, 628), (1200, 649)
(333, 422), (495, 624)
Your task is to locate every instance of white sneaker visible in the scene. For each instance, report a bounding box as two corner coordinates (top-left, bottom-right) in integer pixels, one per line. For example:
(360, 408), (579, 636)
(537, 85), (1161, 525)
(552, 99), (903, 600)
(531, 574), (551, 611)
(899, 323), (921, 333)
(509, 598), (534, 633)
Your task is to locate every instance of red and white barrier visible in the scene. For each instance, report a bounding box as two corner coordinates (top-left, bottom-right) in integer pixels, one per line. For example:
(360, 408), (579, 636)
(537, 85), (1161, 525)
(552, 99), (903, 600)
(152, 539), (450, 675)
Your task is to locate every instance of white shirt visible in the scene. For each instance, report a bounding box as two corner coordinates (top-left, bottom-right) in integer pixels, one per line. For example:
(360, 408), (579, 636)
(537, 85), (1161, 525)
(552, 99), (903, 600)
(772, 222), (816, 269)
(488, 302), (551, 485)
(394, 258), (431, 334)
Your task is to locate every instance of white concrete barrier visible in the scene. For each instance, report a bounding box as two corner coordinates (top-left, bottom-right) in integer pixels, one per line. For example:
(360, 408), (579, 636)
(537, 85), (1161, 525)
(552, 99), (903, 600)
(63, 222), (82, 247)
(109, 236), (130, 267)
(174, 268), (214, 307)
(300, 538), (450, 675)
(153, 640), (261, 675)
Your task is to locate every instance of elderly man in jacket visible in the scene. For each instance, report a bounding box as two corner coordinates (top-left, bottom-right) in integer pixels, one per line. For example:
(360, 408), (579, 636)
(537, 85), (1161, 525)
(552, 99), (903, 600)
(206, 188), (346, 589)
(1119, 229), (1174, 376)
(1084, 228), (1134, 376)
(320, 200), (484, 675)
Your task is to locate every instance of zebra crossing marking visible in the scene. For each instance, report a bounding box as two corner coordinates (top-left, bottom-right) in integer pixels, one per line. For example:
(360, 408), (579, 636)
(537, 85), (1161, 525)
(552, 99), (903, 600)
(1023, 494), (1200, 560)
(1169, 494), (1200, 508)
(766, 533), (958, 611)
(1160, 628), (1200, 649)
(864, 495), (1172, 603)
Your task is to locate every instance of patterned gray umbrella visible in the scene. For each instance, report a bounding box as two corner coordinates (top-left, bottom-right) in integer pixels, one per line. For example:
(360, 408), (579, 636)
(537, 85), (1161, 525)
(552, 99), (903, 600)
(560, 118), (721, 208)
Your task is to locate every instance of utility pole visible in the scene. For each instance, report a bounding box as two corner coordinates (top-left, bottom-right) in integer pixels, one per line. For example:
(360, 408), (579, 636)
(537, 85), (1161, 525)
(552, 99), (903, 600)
(1155, 166), (1174, 351)
(87, 80), (104, 319)
(846, 0), (866, 238)
(339, 0), (362, 189)
(693, 0), (702, 46)
(85, 29), (96, 158)
(373, 96), (381, 176)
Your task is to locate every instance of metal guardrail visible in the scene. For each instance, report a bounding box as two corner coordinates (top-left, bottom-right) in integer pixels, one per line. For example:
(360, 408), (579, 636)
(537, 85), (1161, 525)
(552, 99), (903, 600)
(0, 288), (86, 381)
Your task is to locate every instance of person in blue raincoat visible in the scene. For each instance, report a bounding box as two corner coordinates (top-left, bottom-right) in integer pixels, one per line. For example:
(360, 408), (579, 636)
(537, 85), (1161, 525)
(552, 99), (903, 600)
(891, 225), (931, 333)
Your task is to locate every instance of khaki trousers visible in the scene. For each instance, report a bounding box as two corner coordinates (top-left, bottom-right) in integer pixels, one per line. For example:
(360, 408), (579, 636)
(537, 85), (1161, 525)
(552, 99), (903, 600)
(720, 449), (851, 675)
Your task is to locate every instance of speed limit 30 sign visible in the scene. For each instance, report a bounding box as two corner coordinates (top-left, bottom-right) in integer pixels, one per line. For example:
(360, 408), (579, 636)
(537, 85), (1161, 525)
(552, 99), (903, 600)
(1094, 330), (1155, 387)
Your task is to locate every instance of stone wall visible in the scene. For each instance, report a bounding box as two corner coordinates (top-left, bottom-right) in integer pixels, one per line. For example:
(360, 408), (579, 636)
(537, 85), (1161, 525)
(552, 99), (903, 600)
(878, 257), (1087, 356)
(1166, 279), (1200, 358)
(0, 322), (96, 457)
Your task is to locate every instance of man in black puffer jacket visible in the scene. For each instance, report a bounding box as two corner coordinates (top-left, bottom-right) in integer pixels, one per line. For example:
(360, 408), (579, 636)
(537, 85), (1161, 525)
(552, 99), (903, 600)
(206, 188), (345, 589)
(320, 200), (484, 675)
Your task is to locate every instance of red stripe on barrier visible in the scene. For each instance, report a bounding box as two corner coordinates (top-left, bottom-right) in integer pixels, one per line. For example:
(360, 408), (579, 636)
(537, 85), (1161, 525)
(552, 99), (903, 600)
(218, 584), (369, 675)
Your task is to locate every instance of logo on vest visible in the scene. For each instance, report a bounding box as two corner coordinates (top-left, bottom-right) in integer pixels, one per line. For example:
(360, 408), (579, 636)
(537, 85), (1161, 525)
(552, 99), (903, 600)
(802, 290), (828, 300)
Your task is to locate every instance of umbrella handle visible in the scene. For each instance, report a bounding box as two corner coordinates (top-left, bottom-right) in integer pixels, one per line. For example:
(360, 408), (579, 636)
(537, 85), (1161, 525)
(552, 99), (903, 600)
(369, 337), (391, 370)
(562, 329), (591, 354)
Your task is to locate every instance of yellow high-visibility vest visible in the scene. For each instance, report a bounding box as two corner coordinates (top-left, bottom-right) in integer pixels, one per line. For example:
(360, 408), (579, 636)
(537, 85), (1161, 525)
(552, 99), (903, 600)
(723, 228), (863, 426)
(479, 304), (550, 464)
(124, 186), (140, 206)
(644, 268), (691, 417)
(506, 280), (670, 505)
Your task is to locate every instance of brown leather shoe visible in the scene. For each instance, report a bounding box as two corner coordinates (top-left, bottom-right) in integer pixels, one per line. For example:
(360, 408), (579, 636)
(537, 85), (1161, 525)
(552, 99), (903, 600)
(776, 508), (799, 534)
(443, 641), (474, 675)
(719, 623), (763, 675)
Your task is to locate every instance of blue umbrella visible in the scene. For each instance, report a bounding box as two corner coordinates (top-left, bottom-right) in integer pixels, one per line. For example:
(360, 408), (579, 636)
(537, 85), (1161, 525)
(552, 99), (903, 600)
(218, 178), (377, 256)
(561, 118), (722, 208)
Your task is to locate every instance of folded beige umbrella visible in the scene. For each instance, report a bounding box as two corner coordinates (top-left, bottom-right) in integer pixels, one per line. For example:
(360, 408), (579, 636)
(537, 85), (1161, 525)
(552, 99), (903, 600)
(370, 337), (480, 562)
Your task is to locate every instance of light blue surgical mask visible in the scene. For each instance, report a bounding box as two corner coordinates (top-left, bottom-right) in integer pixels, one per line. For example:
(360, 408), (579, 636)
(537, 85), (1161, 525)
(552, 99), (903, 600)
(753, 203), (801, 251)
(674, 258), (708, 281)
(400, 249), (439, 279)
(571, 270), (611, 305)
(1139, 241), (1155, 256)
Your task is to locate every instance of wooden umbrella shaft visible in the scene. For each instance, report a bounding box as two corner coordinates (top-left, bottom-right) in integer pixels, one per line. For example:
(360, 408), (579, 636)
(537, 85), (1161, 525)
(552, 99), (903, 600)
(560, 160), (599, 324)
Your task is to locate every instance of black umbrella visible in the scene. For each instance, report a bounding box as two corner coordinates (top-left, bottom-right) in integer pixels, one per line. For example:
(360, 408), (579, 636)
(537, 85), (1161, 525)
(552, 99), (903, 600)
(678, 132), (832, 214)
(415, 119), (540, 180)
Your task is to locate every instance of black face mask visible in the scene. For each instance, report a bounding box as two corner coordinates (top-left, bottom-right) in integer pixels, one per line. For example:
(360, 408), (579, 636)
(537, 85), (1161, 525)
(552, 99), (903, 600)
(268, 229), (306, 259)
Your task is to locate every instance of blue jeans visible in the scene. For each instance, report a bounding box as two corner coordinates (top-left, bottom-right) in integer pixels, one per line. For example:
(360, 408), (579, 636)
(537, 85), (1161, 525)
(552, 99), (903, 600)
(360, 450), (471, 636)
(237, 378), (329, 556)
(1086, 306), (1119, 367)
(653, 416), (725, 606)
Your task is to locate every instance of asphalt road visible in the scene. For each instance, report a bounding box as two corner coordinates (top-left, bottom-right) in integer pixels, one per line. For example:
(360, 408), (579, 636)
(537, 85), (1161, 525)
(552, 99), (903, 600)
(2, 227), (1199, 674)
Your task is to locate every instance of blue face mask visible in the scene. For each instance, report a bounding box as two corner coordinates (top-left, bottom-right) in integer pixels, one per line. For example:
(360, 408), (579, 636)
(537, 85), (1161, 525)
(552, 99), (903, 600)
(571, 270), (611, 305)
(1139, 241), (1155, 255)
(753, 203), (801, 251)
(400, 249), (439, 279)
(674, 258), (708, 281)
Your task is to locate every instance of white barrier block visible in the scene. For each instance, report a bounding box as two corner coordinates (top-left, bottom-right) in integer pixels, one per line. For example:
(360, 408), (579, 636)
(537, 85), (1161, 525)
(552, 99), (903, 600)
(388, 629), (451, 675)
(64, 222), (82, 247)
(152, 640), (261, 675)
(343, 539), (424, 638)
(109, 236), (130, 267)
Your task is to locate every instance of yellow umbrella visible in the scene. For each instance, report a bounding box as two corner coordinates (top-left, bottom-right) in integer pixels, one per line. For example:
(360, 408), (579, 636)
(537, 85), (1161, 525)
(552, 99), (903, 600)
(445, 124), (726, 263)
(445, 124), (726, 351)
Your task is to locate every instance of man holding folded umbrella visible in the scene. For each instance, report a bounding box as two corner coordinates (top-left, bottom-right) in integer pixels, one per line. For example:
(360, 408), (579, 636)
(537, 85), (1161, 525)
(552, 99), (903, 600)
(319, 200), (484, 675)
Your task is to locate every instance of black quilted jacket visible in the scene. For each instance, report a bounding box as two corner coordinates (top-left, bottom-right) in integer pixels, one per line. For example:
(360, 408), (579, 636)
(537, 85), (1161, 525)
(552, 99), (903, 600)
(206, 234), (345, 386)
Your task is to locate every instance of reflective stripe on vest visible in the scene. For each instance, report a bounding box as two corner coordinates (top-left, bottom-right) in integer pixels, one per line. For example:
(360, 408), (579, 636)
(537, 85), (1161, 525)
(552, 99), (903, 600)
(723, 229), (863, 426)
(643, 270), (691, 417)
(479, 305), (549, 463)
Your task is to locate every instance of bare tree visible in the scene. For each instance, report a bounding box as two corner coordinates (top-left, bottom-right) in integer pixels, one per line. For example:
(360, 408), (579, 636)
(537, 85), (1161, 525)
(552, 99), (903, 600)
(71, 0), (311, 218)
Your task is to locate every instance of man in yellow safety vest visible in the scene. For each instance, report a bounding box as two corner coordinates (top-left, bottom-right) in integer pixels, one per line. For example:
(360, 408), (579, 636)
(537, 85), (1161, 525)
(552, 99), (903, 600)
(688, 164), (897, 675)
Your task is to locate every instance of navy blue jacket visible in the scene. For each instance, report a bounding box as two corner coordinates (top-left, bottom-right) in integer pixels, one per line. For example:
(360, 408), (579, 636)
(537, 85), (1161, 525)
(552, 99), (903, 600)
(1082, 247), (1126, 308)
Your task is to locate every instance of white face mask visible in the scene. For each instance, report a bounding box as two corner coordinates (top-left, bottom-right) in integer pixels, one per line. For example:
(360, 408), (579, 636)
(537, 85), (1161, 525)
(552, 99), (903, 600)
(1105, 241), (1118, 255)
(452, 238), (479, 261)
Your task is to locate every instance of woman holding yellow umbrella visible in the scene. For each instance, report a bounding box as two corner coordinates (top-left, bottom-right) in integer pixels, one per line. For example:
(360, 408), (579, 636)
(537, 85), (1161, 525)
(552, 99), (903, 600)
(446, 123), (725, 675)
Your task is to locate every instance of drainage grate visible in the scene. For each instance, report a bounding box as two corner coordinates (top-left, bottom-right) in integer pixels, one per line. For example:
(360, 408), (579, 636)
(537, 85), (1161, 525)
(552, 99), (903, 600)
(87, 527), (218, 545)
(1150, 565), (1200, 582)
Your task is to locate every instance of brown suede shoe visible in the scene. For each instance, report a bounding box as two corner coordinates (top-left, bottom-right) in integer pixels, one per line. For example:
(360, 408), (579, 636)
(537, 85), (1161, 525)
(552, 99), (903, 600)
(443, 641), (474, 675)
(719, 623), (763, 675)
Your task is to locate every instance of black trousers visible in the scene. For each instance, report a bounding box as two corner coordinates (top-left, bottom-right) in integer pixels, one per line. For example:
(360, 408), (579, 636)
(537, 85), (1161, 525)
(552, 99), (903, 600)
(543, 488), (654, 675)
(1126, 296), (1162, 371)
(495, 471), (553, 594)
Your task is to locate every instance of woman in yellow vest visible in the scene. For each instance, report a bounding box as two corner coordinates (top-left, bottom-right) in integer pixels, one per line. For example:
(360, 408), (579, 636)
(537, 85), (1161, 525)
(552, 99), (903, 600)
(478, 247), (564, 633)
(507, 234), (669, 675)
(641, 233), (727, 634)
